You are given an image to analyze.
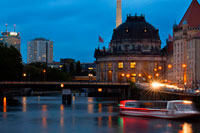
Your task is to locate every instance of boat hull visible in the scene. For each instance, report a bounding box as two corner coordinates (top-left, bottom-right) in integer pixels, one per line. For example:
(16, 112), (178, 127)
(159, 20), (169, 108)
(120, 110), (200, 119)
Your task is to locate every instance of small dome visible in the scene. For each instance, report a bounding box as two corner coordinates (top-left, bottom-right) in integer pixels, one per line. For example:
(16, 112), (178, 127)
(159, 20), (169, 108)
(111, 15), (160, 43)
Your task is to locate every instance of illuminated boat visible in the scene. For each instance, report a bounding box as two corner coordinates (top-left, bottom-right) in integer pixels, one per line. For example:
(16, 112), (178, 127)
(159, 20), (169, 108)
(119, 100), (200, 119)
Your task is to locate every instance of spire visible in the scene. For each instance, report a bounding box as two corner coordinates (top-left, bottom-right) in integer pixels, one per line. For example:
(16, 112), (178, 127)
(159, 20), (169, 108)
(14, 24), (16, 32)
(116, 0), (122, 28)
(179, 0), (200, 27)
(5, 23), (8, 32)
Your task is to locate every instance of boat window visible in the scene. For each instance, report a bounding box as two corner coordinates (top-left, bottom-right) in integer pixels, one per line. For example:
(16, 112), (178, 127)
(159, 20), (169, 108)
(125, 102), (138, 108)
(175, 104), (196, 112)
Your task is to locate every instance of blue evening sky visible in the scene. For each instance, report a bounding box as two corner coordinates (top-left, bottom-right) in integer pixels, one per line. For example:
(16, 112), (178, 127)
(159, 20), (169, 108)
(0, 0), (194, 63)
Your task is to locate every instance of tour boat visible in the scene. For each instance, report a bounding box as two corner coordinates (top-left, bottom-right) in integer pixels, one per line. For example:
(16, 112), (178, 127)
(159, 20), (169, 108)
(119, 100), (200, 119)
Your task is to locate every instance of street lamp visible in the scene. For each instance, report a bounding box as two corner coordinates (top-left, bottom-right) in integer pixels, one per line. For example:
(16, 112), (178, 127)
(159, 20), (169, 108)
(182, 64), (187, 86)
(43, 69), (46, 81)
(168, 64), (172, 69)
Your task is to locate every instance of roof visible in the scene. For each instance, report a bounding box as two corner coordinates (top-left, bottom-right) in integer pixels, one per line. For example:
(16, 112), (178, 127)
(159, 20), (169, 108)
(111, 15), (160, 43)
(179, 0), (200, 27)
(33, 38), (49, 41)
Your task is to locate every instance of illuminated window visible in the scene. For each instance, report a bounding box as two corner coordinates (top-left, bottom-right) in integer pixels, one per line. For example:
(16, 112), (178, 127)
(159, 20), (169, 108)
(130, 62), (136, 69)
(118, 62), (123, 69)
(108, 63), (112, 69)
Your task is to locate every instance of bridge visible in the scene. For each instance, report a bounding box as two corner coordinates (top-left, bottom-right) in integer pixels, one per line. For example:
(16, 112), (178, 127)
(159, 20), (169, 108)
(0, 81), (131, 89)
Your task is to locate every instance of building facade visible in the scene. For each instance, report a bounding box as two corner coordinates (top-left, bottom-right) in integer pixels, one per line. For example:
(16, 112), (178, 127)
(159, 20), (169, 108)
(0, 31), (21, 52)
(27, 38), (53, 64)
(172, 0), (200, 87)
(95, 15), (166, 83)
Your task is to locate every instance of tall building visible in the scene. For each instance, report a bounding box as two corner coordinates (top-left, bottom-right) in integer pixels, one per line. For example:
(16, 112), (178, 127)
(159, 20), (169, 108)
(27, 38), (53, 64)
(172, 0), (200, 87)
(0, 24), (21, 52)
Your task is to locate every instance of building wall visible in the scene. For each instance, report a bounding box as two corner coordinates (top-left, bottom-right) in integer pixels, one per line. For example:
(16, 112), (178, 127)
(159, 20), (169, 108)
(96, 56), (166, 83)
(0, 34), (21, 52)
(173, 24), (200, 86)
(27, 39), (53, 64)
(187, 38), (200, 87)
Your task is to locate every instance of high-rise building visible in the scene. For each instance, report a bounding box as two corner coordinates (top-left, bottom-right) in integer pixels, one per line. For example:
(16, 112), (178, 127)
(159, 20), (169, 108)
(172, 0), (200, 87)
(27, 38), (53, 64)
(0, 24), (21, 52)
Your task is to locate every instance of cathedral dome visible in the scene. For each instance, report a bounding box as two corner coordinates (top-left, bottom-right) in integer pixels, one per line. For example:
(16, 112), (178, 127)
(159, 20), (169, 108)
(111, 15), (161, 43)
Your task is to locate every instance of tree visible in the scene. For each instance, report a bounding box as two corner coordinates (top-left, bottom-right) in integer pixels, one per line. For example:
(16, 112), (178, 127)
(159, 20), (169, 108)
(0, 43), (23, 81)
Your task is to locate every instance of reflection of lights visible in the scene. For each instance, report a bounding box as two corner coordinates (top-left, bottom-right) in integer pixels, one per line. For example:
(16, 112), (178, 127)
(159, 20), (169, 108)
(3, 97), (7, 113)
(98, 104), (102, 113)
(38, 96), (40, 101)
(108, 116), (112, 128)
(88, 104), (93, 114)
(60, 104), (64, 111)
(43, 69), (46, 73)
(60, 117), (64, 127)
(42, 105), (47, 112)
(22, 97), (27, 112)
(108, 70), (112, 74)
(182, 123), (193, 133)
(88, 97), (93, 103)
(98, 117), (102, 127)
(42, 117), (47, 128)
(118, 117), (124, 128)
(183, 101), (192, 104)
(72, 96), (75, 102)
(108, 106), (113, 114)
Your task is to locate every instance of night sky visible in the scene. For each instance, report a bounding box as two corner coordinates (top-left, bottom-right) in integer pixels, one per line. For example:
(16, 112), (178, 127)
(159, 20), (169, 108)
(0, 0), (194, 63)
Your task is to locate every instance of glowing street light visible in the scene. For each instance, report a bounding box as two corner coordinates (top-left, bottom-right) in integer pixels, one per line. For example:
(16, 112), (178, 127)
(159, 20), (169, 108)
(138, 73), (142, 77)
(43, 69), (46, 73)
(121, 73), (125, 77)
(126, 74), (130, 78)
(182, 64), (186, 68)
(158, 66), (162, 70)
(98, 88), (103, 92)
(60, 84), (64, 88)
(148, 75), (152, 79)
(168, 64), (172, 69)
(156, 73), (159, 77)
(23, 73), (27, 77)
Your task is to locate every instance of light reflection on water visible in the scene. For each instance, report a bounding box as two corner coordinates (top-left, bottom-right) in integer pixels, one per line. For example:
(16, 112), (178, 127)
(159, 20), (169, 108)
(0, 96), (200, 133)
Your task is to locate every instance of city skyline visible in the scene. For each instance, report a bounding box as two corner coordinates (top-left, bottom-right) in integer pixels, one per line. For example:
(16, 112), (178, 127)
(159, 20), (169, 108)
(0, 0), (195, 63)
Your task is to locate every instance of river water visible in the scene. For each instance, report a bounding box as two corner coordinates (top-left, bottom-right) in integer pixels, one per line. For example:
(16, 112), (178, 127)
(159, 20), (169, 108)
(0, 95), (200, 133)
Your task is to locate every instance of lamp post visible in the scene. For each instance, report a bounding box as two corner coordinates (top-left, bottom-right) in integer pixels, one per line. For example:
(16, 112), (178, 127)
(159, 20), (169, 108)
(23, 73), (27, 81)
(182, 64), (187, 87)
(43, 69), (46, 81)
